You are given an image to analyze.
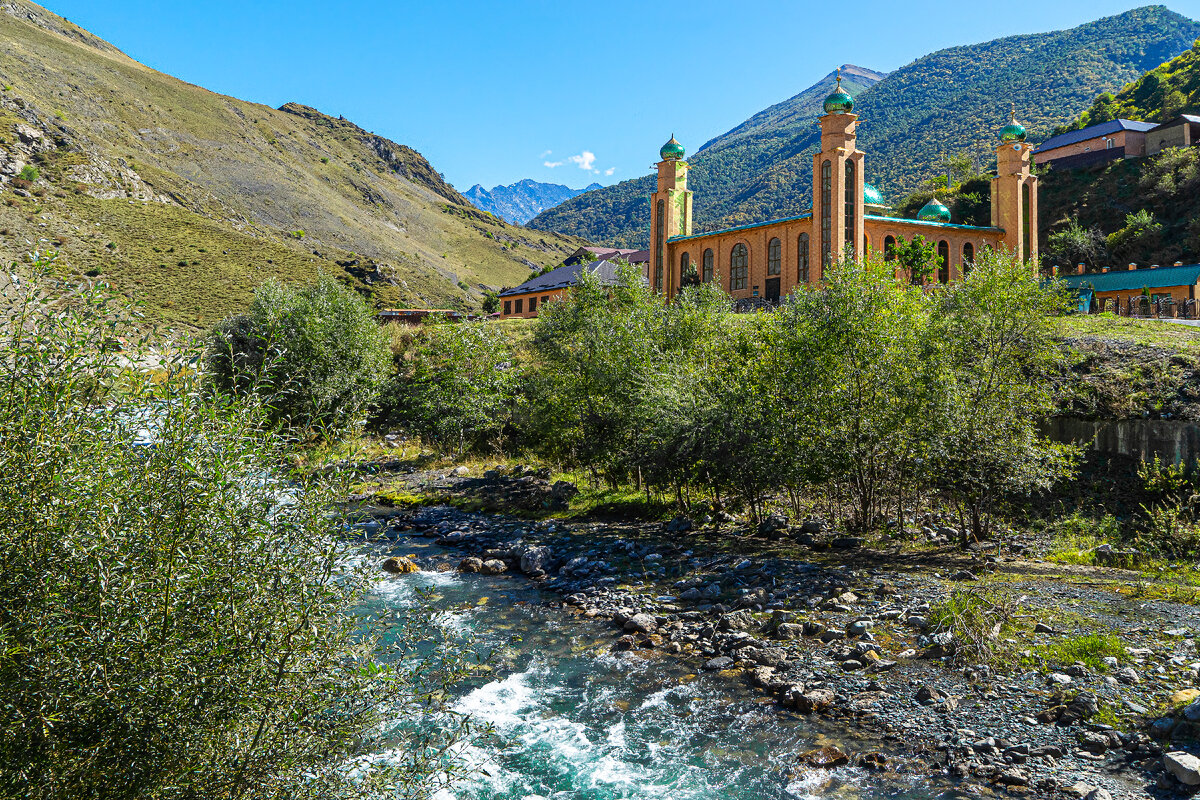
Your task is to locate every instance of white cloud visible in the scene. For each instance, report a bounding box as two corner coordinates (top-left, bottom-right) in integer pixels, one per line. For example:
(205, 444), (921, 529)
(539, 149), (553, 158)
(604, 167), (616, 176)
(543, 160), (564, 168)
(568, 151), (597, 171)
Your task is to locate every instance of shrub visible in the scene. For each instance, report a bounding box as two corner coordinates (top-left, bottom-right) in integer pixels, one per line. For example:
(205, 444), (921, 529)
(376, 321), (520, 455)
(18, 164), (38, 183)
(205, 275), (391, 440)
(0, 262), (475, 798)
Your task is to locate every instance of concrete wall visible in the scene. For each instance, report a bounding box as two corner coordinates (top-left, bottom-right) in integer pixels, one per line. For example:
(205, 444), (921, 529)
(1044, 416), (1200, 465)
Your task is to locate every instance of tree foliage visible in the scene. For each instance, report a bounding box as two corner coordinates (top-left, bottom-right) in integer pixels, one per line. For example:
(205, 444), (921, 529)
(205, 275), (391, 440)
(0, 260), (474, 799)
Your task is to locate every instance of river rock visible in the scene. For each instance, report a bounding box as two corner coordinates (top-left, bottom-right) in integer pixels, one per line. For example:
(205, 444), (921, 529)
(1165, 751), (1200, 786)
(1181, 697), (1200, 722)
(775, 623), (803, 640)
(757, 513), (789, 539)
(382, 556), (419, 574)
(624, 613), (657, 634)
(1116, 666), (1141, 685)
(799, 745), (849, 768)
(703, 656), (734, 671)
(519, 546), (554, 575)
(858, 752), (887, 771)
(458, 556), (483, 573)
(480, 559), (508, 575)
(795, 688), (836, 713)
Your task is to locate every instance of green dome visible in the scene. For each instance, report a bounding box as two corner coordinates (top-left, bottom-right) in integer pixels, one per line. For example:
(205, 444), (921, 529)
(660, 134), (685, 161)
(823, 68), (854, 114)
(863, 183), (886, 206)
(917, 197), (952, 222)
(1000, 104), (1027, 143)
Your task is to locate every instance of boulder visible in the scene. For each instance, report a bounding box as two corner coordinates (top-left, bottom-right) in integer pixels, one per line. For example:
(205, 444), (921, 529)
(1164, 751), (1200, 786)
(1178, 696), (1200, 721)
(757, 512), (789, 539)
(799, 745), (849, 768)
(480, 559), (508, 575)
(624, 613), (658, 634)
(458, 556), (483, 573)
(703, 656), (734, 671)
(519, 546), (554, 575)
(382, 556), (419, 574)
(547, 480), (578, 510)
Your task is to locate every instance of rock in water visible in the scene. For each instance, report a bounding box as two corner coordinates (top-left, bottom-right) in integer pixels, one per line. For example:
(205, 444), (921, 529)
(458, 556), (483, 573)
(382, 556), (419, 574)
(480, 559), (508, 575)
(624, 613), (657, 634)
(799, 746), (849, 768)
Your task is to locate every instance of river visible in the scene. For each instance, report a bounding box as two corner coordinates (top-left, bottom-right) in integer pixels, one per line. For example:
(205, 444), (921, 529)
(362, 531), (957, 800)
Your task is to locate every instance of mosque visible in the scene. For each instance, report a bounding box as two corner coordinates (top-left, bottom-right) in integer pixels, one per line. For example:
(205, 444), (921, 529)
(648, 72), (1040, 301)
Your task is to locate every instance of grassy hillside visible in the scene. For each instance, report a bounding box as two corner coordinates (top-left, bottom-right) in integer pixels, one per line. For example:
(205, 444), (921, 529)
(531, 7), (1200, 249)
(0, 1), (584, 329)
(1056, 38), (1200, 131)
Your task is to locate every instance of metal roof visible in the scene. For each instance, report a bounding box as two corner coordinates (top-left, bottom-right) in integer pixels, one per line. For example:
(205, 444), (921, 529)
(1034, 119), (1157, 154)
(499, 258), (646, 297)
(1057, 263), (1200, 293)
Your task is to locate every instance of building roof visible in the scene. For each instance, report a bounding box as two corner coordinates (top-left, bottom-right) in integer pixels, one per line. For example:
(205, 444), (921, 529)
(1034, 119), (1157, 154)
(864, 214), (1001, 232)
(499, 258), (646, 297)
(668, 213), (814, 243)
(1152, 114), (1200, 129)
(1056, 263), (1200, 293)
(564, 246), (649, 266)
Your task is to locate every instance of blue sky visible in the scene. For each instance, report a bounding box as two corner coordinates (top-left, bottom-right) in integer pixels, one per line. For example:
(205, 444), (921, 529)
(39, 1), (1200, 193)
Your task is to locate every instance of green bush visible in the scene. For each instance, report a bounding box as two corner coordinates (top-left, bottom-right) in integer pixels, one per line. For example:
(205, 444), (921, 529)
(0, 261), (474, 798)
(18, 164), (38, 182)
(376, 321), (520, 455)
(205, 275), (391, 440)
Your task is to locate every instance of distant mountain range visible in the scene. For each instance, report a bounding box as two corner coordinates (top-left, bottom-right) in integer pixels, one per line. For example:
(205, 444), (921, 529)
(464, 179), (601, 224)
(530, 6), (1200, 248)
(0, 0), (584, 327)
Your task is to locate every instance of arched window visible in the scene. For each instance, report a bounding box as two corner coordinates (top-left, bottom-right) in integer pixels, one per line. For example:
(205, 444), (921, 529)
(680, 251), (691, 286)
(702, 248), (714, 282)
(731, 243), (748, 290)
(962, 242), (974, 276)
(654, 200), (665, 292)
(797, 233), (810, 283)
(937, 240), (950, 283)
(820, 160), (832, 266)
(1022, 182), (1032, 261)
(884, 235), (897, 261)
(767, 238), (781, 275)
(844, 160), (856, 258)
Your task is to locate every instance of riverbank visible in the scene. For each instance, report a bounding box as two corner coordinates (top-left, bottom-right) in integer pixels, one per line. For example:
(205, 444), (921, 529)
(349, 465), (1200, 799)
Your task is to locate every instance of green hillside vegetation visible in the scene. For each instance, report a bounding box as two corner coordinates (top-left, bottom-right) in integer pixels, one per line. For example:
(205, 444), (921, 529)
(531, 7), (1200, 248)
(1039, 39), (1200, 268)
(0, 1), (584, 328)
(1056, 38), (1200, 131)
(1040, 144), (1200, 268)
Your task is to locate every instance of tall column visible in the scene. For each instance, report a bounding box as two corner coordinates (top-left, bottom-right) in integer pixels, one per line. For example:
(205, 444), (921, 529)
(649, 135), (693, 296)
(990, 105), (1038, 267)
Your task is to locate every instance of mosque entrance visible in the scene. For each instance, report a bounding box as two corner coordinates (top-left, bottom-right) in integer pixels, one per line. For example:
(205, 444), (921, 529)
(765, 278), (780, 302)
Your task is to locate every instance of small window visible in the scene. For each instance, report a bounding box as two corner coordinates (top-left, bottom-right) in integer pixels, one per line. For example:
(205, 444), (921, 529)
(797, 234), (810, 283)
(937, 240), (950, 283)
(529, 296), (537, 313)
(515, 298), (523, 313)
(681, 251), (691, 286)
(542, 295), (550, 305)
(962, 242), (974, 276)
(767, 238), (781, 276)
(503, 300), (511, 315)
(731, 243), (748, 290)
(884, 235), (897, 261)
(702, 248), (714, 282)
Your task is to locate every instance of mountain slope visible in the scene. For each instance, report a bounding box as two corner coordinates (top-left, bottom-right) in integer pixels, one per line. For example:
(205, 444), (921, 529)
(531, 7), (1200, 248)
(1057, 37), (1200, 131)
(527, 65), (883, 249)
(463, 179), (600, 225)
(0, 0), (584, 328)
